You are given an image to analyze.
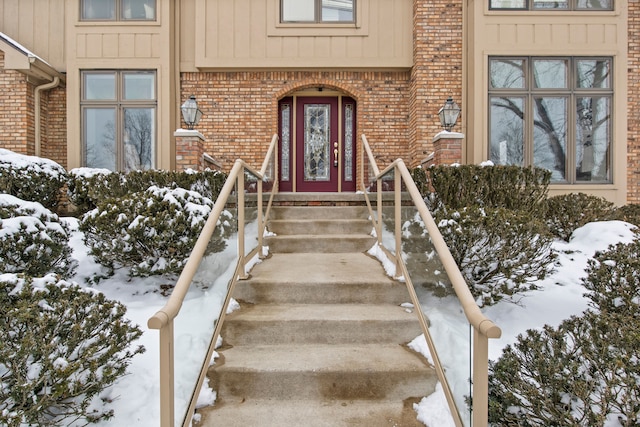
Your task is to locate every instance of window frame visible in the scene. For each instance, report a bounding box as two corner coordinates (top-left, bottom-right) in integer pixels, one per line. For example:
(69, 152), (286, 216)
(488, 56), (613, 184)
(80, 0), (157, 22)
(81, 70), (158, 172)
(280, 0), (356, 24)
(488, 0), (613, 11)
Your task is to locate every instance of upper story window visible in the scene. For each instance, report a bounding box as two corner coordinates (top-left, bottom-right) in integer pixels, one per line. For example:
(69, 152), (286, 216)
(81, 0), (156, 21)
(281, 0), (355, 23)
(489, 57), (612, 184)
(489, 0), (612, 10)
(81, 70), (156, 171)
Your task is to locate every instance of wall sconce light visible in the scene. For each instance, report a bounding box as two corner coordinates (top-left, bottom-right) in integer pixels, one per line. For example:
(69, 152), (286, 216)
(438, 96), (461, 132)
(181, 95), (203, 130)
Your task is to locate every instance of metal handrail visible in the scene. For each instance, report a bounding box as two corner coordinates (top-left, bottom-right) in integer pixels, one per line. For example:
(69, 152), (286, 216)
(148, 135), (279, 427)
(360, 134), (501, 427)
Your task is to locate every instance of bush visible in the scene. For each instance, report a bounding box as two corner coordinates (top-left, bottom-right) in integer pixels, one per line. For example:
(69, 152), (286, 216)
(80, 185), (233, 278)
(415, 164), (551, 213)
(612, 203), (640, 229)
(0, 195), (76, 279)
(68, 168), (227, 215)
(0, 274), (144, 426)
(488, 238), (640, 426)
(436, 207), (556, 306)
(544, 193), (616, 241)
(0, 149), (68, 211)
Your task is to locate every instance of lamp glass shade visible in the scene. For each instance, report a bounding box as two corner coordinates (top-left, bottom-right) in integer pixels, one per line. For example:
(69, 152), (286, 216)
(181, 96), (202, 129)
(438, 97), (461, 131)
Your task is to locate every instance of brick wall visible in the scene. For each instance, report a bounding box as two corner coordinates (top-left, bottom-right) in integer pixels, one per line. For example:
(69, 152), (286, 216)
(0, 51), (34, 155)
(180, 70), (411, 177)
(409, 0), (464, 168)
(41, 86), (67, 168)
(628, 0), (640, 204)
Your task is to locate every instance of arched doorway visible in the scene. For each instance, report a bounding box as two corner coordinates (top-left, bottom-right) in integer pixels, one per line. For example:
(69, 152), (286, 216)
(278, 90), (356, 192)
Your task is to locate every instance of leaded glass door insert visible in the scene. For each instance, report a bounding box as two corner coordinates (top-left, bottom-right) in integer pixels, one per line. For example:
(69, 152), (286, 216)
(304, 104), (331, 182)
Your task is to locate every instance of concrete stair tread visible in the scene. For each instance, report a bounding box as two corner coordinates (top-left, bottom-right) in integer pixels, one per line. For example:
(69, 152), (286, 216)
(216, 343), (429, 372)
(197, 398), (425, 427)
(247, 253), (394, 284)
(228, 303), (416, 322)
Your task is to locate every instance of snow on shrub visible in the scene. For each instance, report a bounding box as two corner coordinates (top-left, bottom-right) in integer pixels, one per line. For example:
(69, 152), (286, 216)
(68, 168), (227, 215)
(0, 149), (68, 211)
(0, 194), (76, 278)
(0, 274), (144, 426)
(80, 185), (233, 278)
(436, 207), (556, 306)
(488, 238), (640, 426)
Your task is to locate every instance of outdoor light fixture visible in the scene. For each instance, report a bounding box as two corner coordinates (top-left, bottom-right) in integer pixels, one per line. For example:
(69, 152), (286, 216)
(181, 95), (203, 130)
(438, 96), (461, 132)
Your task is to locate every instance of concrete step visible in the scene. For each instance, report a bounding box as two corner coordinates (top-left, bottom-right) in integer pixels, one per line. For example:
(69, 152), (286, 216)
(221, 303), (421, 345)
(270, 205), (370, 220)
(265, 234), (376, 253)
(196, 398), (426, 427)
(236, 253), (408, 304)
(209, 344), (435, 401)
(267, 218), (373, 235)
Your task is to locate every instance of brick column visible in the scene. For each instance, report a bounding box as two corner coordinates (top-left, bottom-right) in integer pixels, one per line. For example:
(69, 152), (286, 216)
(424, 131), (463, 167)
(174, 129), (205, 171)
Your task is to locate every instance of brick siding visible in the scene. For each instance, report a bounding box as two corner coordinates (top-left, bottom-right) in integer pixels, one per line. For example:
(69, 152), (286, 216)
(628, 0), (640, 204)
(0, 51), (34, 155)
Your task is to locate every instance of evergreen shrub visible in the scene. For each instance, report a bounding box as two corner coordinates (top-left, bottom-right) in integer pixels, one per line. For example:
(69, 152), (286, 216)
(488, 238), (640, 426)
(436, 206), (555, 306)
(80, 185), (233, 278)
(68, 168), (227, 214)
(416, 164), (551, 213)
(612, 203), (640, 228)
(0, 274), (144, 426)
(545, 193), (616, 241)
(0, 149), (68, 211)
(0, 195), (76, 278)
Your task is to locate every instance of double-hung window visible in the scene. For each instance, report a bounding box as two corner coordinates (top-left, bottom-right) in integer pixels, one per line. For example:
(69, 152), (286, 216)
(81, 71), (156, 172)
(281, 0), (355, 23)
(81, 0), (156, 20)
(489, 57), (612, 183)
(489, 0), (612, 10)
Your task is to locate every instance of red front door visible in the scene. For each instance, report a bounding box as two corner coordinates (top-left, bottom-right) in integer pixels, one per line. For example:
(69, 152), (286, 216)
(278, 96), (356, 192)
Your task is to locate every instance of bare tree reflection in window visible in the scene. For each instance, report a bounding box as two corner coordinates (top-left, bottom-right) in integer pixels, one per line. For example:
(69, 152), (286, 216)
(124, 108), (154, 171)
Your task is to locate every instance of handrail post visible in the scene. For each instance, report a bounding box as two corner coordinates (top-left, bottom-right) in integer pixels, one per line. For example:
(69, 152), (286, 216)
(257, 178), (264, 256)
(473, 328), (490, 427)
(159, 321), (175, 427)
(237, 170), (248, 279)
(394, 167), (402, 275)
(376, 178), (383, 246)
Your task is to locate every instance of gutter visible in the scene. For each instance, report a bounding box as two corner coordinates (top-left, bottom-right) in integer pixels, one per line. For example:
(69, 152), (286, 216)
(34, 76), (61, 157)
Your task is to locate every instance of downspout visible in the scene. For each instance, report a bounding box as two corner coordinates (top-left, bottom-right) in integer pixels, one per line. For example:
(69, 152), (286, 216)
(34, 76), (60, 157)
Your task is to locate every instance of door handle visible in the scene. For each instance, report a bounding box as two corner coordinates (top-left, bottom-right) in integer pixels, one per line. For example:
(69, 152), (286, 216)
(333, 142), (338, 167)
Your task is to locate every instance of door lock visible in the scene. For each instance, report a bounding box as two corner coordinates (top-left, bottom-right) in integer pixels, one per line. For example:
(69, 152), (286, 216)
(333, 142), (338, 167)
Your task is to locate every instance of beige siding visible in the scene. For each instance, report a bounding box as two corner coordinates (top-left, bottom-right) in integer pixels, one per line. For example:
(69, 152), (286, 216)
(184, 0), (412, 70)
(0, 0), (66, 70)
(465, 1), (628, 205)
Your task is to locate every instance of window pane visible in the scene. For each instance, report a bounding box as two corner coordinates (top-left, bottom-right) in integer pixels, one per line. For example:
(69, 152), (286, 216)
(82, 0), (115, 19)
(322, 0), (354, 22)
(489, 0), (526, 8)
(533, 0), (569, 8)
(490, 59), (525, 89)
(85, 73), (116, 100)
(124, 108), (155, 171)
(122, 0), (156, 20)
(576, 0), (612, 9)
(533, 97), (567, 181)
(85, 108), (117, 171)
(576, 97), (610, 182)
(577, 59), (611, 89)
(282, 0), (315, 21)
(533, 59), (567, 89)
(490, 97), (525, 166)
(123, 72), (155, 100)
(280, 104), (291, 181)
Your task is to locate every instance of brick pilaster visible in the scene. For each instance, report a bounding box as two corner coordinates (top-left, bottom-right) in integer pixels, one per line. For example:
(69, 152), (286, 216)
(175, 129), (205, 171)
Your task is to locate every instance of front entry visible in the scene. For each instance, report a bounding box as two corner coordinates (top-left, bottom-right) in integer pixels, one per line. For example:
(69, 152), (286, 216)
(278, 95), (356, 192)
